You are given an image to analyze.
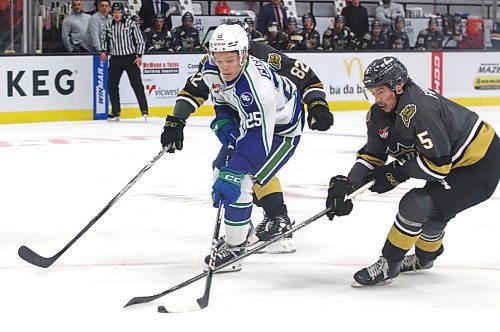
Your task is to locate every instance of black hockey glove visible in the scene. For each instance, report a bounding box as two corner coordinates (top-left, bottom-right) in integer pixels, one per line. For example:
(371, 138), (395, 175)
(307, 100), (333, 131)
(364, 162), (409, 194)
(161, 115), (186, 153)
(326, 175), (356, 220)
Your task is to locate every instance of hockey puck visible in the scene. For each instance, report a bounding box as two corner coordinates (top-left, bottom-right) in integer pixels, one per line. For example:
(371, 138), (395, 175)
(158, 305), (168, 313)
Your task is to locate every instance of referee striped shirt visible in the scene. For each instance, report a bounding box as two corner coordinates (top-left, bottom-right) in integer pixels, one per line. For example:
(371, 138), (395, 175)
(100, 18), (145, 56)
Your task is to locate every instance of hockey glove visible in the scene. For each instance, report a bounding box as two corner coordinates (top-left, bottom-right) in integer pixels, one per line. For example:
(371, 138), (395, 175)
(212, 167), (245, 207)
(365, 162), (409, 194)
(161, 115), (186, 153)
(326, 175), (356, 220)
(210, 118), (239, 147)
(307, 100), (334, 131)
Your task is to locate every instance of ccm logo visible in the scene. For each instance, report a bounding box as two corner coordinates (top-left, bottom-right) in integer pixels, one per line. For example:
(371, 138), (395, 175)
(224, 175), (242, 184)
(432, 53), (442, 94)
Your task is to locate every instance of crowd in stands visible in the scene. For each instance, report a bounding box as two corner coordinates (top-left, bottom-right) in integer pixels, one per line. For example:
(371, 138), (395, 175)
(47, 0), (484, 53)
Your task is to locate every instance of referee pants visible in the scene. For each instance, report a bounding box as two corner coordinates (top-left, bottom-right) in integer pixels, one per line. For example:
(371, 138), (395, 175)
(108, 55), (149, 116)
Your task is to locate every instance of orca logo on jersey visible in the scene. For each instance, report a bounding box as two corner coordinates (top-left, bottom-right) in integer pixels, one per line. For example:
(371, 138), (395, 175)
(240, 92), (254, 107)
(267, 53), (282, 70)
(378, 126), (390, 140)
(212, 83), (221, 93)
(400, 104), (416, 128)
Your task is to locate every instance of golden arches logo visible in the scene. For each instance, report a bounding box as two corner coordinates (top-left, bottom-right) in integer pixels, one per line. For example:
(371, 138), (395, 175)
(343, 57), (364, 83)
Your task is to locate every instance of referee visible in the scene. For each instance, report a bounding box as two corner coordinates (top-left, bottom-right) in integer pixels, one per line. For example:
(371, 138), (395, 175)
(100, 2), (149, 122)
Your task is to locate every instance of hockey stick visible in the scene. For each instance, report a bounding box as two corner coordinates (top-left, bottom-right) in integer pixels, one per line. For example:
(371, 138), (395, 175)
(164, 6), (176, 18)
(157, 200), (227, 313)
(124, 180), (374, 309)
(18, 147), (170, 268)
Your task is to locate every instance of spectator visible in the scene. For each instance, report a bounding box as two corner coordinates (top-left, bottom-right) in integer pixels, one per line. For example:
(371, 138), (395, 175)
(360, 20), (390, 50)
(300, 12), (321, 50)
(388, 15), (410, 49)
(492, 22), (500, 49)
(100, 2), (148, 121)
(61, 0), (92, 52)
(244, 17), (265, 42)
(265, 21), (288, 50)
(144, 13), (174, 52)
(322, 15), (358, 51)
(415, 17), (444, 51)
(376, 0), (405, 31)
(139, 0), (172, 31)
(341, 0), (369, 39)
(172, 12), (200, 52)
(257, 0), (287, 35)
(87, 0), (111, 52)
(284, 17), (304, 50)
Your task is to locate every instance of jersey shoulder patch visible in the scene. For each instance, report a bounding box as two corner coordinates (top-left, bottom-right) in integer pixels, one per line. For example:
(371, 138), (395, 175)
(267, 53), (282, 70)
(399, 104), (417, 128)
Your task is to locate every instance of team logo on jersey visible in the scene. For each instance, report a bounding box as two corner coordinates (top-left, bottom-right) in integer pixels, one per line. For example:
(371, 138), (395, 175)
(400, 104), (416, 128)
(378, 126), (390, 140)
(267, 53), (282, 70)
(212, 83), (221, 93)
(240, 92), (254, 107)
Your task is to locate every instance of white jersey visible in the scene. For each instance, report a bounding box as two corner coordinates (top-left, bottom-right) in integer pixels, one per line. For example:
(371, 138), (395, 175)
(202, 55), (302, 172)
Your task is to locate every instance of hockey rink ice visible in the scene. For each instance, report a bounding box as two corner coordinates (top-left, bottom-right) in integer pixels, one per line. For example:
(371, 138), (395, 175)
(1, 108), (499, 331)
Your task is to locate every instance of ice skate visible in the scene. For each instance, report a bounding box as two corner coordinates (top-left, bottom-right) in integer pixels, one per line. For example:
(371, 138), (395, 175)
(351, 256), (401, 287)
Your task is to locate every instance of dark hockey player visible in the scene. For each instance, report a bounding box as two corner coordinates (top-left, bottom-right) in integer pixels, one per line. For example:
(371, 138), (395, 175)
(284, 17), (305, 50)
(388, 15), (410, 50)
(322, 15), (358, 51)
(172, 12), (201, 52)
(161, 21), (333, 258)
(144, 13), (174, 52)
(300, 12), (321, 50)
(360, 20), (389, 50)
(415, 17), (444, 50)
(244, 17), (265, 42)
(326, 56), (500, 287)
(265, 21), (288, 50)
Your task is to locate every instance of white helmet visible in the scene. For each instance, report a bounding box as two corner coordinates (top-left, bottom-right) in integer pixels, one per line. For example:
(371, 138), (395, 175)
(209, 24), (249, 65)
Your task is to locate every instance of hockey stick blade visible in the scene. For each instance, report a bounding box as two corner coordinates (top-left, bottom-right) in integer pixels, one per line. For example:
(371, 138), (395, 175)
(18, 246), (55, 268)
(18, 148), (169, 268)
(157, 298), (206, 313)
(125, 181), (374, 308)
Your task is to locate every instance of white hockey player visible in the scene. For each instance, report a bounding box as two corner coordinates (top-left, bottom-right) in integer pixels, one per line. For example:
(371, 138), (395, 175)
(203, 24), (303, 272)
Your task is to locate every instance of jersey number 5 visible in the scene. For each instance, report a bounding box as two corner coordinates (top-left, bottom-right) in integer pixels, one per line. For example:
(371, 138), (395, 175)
(417, 130), (434, 149)
(246, 112), (262, 129)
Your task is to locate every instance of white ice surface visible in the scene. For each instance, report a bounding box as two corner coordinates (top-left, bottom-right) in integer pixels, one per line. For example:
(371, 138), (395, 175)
(1, 109), (499, 332)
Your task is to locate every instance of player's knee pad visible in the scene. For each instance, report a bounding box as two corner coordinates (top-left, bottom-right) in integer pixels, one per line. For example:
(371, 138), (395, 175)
(399, 188), (437, 224)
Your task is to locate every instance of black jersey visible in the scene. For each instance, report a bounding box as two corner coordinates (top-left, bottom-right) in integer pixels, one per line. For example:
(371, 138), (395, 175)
(388, 30), (410, 49)
(174, 41), (326, 118)
(351, 83), (497, 184)
(144, 28), (174, 52)
(300, 28), (321, 50)
(172, 25), (201, 52)
(265, 32), (289, 51)
(322, 27), (358, 51)
(415, 29), (444, 50)
(360, 32), (390, 50)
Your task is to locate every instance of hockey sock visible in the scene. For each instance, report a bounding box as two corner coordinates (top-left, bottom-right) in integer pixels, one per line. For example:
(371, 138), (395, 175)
(253, 176), (287, 218)
(382, 212), (423, 262)
(224, 202), (252, 246)
(415, 232), (445, 262)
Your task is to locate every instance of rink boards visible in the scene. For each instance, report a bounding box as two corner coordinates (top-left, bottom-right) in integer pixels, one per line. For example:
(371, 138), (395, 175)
(1, 51), (499, 124)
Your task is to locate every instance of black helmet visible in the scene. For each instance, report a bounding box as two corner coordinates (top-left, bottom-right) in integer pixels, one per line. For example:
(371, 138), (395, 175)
(428, 17), (439, 26)
(394, 15), (405, 24)
(182, 12), (194, 22)
(363, 56), (410, 90)
(302, 12), (313, 22)
(287, 17), (297, 25)
(335, 15), (345, 23)
(154, 13), (165, 21)
(244, 17), (254, 26)
(111, 2), (124, 13)
(371, 20), (382, 29)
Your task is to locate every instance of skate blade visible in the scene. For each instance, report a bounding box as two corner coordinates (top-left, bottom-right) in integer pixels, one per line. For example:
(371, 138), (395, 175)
(204, 262), (242, 274)
(250, 238), (296, 254)
(351, 278), (393, 288)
